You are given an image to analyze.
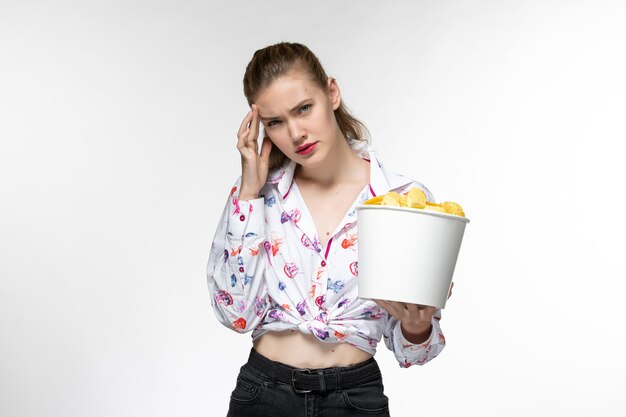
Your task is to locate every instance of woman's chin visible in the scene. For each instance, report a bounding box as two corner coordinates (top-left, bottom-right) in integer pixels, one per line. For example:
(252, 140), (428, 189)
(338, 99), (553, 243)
(294, 152), (326, 168)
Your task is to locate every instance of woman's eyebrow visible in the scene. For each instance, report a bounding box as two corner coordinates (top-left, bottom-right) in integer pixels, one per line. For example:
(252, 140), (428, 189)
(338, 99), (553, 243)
(259, 98), (312, 120)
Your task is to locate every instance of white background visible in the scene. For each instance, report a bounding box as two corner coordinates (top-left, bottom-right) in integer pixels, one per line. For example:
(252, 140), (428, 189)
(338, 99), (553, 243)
(1, 0), (625, 416)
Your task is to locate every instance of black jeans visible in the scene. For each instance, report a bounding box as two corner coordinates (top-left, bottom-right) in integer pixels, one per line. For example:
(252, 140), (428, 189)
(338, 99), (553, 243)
(226, 347), (391, 416)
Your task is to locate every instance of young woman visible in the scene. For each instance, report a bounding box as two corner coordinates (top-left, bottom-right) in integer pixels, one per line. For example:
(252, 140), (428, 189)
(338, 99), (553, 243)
(207, 42), (450, 416)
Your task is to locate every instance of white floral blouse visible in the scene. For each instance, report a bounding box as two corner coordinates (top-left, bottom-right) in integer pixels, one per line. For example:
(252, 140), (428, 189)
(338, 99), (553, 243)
(206, 140), (446, 368)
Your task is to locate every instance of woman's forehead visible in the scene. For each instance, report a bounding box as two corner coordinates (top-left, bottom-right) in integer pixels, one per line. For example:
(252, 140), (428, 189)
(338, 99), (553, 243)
(255, 74), (324, 114)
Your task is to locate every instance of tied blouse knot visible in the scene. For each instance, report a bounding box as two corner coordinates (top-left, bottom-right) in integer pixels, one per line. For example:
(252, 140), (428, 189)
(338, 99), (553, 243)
(206, 140), (446, 368)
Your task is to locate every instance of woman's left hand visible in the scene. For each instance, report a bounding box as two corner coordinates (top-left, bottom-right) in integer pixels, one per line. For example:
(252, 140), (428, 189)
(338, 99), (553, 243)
(371, 299), (437, 338)
(372, 282), (453, 343)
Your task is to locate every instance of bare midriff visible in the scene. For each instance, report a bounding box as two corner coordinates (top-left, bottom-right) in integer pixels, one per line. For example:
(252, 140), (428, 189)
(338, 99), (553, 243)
(252, 329), (373, 368)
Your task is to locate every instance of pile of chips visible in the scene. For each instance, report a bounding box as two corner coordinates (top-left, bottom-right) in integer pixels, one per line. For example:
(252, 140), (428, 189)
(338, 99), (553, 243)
(363, 187), (465, 217)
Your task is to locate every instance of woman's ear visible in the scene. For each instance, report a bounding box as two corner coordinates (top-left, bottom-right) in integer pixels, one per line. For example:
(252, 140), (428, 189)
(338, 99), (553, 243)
(326, 76), (341, 111)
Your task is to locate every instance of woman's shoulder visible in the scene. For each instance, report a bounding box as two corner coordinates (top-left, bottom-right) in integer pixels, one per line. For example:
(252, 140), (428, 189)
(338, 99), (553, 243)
(378, 159), (436, 203)
(361, 141), (436, 202)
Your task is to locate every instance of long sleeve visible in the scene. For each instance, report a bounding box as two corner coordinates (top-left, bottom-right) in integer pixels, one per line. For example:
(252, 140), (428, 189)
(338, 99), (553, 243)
(206, 176), (271, 333)
(382, 309), (446, 368)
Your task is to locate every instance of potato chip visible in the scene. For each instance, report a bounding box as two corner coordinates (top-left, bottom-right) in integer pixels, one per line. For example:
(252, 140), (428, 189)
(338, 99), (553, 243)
(442, 201), (465, 217)
(406, 188), (427, 209)
(381, 191), (401, 206)
(364, 195), (384, 205)
(360, 187), (465, 217)
(424, 204), (446, 213)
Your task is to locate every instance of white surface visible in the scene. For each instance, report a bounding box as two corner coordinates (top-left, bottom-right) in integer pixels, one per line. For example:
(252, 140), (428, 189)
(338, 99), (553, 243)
(1, 0), (625, 416)
(357, 205), (469, 308)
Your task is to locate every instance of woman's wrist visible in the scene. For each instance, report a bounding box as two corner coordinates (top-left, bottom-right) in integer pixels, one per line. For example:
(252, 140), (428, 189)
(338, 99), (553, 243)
(400, 322), (433, 344)
(238, 191), (259, 201)
(237, 183), (260, 201)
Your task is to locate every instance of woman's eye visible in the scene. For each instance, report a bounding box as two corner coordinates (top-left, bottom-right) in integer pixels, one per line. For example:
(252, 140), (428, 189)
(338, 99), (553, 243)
(267, 120), (280, 127)
(300, 104), (311, 113)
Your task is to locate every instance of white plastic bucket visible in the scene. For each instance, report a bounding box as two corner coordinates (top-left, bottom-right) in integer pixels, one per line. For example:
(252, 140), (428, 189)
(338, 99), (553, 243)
(355, 205), (470, 309)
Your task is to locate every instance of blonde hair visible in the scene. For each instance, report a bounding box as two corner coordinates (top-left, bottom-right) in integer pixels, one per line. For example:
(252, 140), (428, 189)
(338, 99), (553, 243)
(243, 42), (370, 170)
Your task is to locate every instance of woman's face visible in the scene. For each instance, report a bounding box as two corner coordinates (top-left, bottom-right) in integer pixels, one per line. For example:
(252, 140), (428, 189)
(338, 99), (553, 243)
(254, 69), (342, 167)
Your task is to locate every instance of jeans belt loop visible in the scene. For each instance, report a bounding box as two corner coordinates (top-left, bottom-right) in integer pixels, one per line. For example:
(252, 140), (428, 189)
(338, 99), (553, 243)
(317, 370), (326, 393)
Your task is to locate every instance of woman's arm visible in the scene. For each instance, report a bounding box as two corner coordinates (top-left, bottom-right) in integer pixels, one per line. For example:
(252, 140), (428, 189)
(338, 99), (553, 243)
(206, 176), (270, 333)
(382, 309), (446, 368)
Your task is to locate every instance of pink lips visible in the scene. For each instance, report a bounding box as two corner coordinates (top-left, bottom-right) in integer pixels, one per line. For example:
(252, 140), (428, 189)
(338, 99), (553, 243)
(296, 142), (317, 155)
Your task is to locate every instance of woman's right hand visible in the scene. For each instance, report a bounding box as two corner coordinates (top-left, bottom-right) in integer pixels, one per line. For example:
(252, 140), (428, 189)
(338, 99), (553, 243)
(236, 104), (273, 201)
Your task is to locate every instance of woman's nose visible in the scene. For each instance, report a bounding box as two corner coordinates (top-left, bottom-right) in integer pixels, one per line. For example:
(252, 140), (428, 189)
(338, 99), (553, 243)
(287, 119), (306, 140)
